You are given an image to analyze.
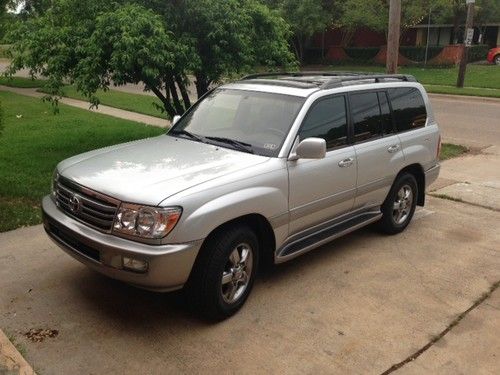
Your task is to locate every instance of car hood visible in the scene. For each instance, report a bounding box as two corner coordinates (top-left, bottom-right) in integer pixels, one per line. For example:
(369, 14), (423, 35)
(57, 135), (269, 206)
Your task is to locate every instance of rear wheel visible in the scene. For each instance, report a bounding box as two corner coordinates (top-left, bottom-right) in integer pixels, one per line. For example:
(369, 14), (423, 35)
(379, 173), (418, 235)
(495, 55), (500, 65)
(184, 224), (259, 321)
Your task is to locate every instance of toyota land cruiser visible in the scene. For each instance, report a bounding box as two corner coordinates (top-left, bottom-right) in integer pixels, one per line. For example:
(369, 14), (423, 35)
(42, 72), (441, 320)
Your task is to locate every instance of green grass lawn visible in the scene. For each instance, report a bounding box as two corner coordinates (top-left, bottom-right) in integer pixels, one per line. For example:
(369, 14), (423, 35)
(38, 84), (167, 119)
(0, 91), (164, 232)
(440, 143), (469, 160)
(0, 76), (48, 88)
(322, 64), (500, 98)
(0, 76), (167, 118)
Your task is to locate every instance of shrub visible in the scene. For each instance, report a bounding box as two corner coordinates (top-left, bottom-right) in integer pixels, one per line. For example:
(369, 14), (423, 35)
(303, 48), (328, 64)
(400, 46), (443, 62)
(468, 44), (489, 62)
(344, 47), (380, 61)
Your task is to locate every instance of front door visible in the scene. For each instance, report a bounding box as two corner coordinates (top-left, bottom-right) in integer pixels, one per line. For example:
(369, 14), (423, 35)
(288, 95), (357, 235)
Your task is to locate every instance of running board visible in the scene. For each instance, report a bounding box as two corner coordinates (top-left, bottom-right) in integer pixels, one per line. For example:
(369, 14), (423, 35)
(275, 211), (382, 263)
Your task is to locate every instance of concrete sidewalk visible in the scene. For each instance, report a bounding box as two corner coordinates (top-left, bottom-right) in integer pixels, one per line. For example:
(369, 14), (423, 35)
(0, 85), (170, 128)
(431, 145), (500, 211)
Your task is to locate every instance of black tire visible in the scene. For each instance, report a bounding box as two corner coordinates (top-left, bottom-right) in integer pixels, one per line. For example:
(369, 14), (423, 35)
(184, 224), (259, 321)
(379, 173), (418, 235)
(495, 55), (500, 66)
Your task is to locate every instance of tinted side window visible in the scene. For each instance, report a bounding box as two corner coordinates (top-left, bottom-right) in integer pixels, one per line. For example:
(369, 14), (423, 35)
(300, 96), (348, 149)
(378, 92), (394, 134)
(388, 88), (427, 132)
(350, 92), (383, 142)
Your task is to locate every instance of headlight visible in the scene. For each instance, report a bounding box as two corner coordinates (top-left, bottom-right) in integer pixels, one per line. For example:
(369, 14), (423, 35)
(113, 204), (182, 239)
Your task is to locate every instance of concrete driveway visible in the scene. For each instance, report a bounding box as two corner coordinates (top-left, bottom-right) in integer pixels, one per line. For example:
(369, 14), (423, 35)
(1, 196), (499, 374)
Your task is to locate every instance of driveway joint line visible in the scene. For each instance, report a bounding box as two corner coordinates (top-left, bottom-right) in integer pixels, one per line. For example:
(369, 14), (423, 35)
(429, 193), (500, 212)
(380, 280), (500, 374)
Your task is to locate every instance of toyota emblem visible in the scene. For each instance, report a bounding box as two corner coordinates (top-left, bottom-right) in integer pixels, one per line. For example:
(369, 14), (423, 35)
(69, 194), (82, 214)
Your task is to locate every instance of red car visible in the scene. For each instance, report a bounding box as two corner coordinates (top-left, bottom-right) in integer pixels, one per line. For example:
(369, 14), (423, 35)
(487, 47), (500, 65)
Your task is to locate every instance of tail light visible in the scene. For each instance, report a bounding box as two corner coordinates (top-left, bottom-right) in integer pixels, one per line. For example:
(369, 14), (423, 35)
(437, 135), (442, 159)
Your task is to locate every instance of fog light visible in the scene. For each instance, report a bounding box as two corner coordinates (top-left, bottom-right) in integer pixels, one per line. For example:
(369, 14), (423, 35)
(122, 256), (148, 273)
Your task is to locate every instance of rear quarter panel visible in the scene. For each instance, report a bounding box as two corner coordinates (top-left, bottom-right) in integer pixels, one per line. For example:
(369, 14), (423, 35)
(398, 86), (440, 171)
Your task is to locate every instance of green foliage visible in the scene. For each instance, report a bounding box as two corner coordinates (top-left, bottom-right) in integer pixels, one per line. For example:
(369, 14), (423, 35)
(264, 0), (335, 63)
(0, 91), (164, 232)
(0, 97), (3, 136)
(7, 0), (296, 118)
(340, 0), (452, 37)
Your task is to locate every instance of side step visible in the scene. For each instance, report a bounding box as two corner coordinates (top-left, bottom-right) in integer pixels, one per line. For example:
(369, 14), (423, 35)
(275, 211), (382, 263)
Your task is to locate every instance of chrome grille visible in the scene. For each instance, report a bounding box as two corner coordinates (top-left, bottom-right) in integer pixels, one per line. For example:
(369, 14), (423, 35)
(54, 176), (120, 232)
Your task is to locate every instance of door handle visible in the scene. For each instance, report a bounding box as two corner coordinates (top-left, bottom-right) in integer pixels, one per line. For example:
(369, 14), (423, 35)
(338, 157), (354, 168)
(387, 145), (400, 153)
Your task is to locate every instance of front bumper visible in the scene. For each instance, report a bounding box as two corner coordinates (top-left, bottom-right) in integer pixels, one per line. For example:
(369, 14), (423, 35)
(42, 196), (202, 291)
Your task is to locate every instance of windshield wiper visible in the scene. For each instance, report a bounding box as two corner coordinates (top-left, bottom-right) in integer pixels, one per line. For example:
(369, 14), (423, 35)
(169, 129), (206, 143)
(205, 136), (254, 154)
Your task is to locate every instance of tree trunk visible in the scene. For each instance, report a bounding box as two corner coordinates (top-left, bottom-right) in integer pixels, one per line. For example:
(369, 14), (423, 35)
(194, 74), (210, 98)
(293, 35), (304, 65)
(166, 77), (184, 115)
(148, 85), (176, 119)
(175, 75), (191, 110)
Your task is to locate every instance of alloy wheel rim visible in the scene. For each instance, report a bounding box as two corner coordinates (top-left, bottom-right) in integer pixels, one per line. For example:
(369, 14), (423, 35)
(221, 243), (253, 304)
(392, 185), (413, 225)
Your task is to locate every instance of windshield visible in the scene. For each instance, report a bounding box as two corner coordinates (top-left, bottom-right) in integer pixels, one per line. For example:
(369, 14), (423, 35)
(169, 89), (305, 157)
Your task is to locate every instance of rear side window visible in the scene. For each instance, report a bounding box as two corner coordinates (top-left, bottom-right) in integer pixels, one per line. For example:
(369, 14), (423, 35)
(300, 96), (348, 149)
(378, 92), (394, 134)
(388, 88), (427, 132)
(350, 92), (383, 142)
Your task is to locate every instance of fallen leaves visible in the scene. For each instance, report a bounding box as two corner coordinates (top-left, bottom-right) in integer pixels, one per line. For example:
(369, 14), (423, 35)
(24, 328), (59, 343)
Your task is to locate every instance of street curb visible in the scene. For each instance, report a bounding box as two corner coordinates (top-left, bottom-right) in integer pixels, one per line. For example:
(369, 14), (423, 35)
(428, 92), (500, 104)
(0, 329), (36, 375)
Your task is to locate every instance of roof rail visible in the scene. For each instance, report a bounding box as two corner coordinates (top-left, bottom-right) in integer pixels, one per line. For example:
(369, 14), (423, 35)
(240, 71), (359, 80)
(321, 74), (417, 89)
(239, 71), (417, 89)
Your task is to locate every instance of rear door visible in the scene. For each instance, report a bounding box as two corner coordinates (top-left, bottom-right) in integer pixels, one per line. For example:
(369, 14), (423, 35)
(350, 90), (405, 210)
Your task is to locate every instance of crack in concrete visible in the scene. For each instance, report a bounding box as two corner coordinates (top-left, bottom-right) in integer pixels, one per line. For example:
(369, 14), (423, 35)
(430, 193), (500, 212)
(380, 280), (500, 375)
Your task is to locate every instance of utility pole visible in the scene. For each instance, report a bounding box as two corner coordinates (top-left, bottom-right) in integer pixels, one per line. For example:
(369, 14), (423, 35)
(386, 0), (401, 74)
(457, 0), (475, 88)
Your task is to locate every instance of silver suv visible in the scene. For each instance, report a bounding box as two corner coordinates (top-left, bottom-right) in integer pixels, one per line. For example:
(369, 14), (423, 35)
(42, 72), (441, 320)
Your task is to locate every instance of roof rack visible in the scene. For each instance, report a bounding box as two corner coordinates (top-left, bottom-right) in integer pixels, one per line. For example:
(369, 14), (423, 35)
(321, 74), (417, 89)
(240, 71), (417, 90)
(241, 71), (359, 80)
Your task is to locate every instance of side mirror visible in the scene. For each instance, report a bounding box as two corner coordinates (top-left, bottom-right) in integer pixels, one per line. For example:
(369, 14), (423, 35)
(172, 115), (181, 125)
(290, 137), (326, 160)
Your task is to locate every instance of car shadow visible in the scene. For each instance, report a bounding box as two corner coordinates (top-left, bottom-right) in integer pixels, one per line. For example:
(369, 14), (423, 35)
(69, 224), (379, 329)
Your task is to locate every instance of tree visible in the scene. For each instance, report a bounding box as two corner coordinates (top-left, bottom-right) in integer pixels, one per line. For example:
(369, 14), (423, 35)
(264, 0), (336, 63)
(340, 0), (451, 43)
(7, 0), (295, 118)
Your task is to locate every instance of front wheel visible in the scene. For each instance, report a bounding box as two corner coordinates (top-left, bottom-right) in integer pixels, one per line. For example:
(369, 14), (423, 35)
(379, 173), (418, 235)
(495, 55), (500, 65)
(184, 224), (259, 321)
